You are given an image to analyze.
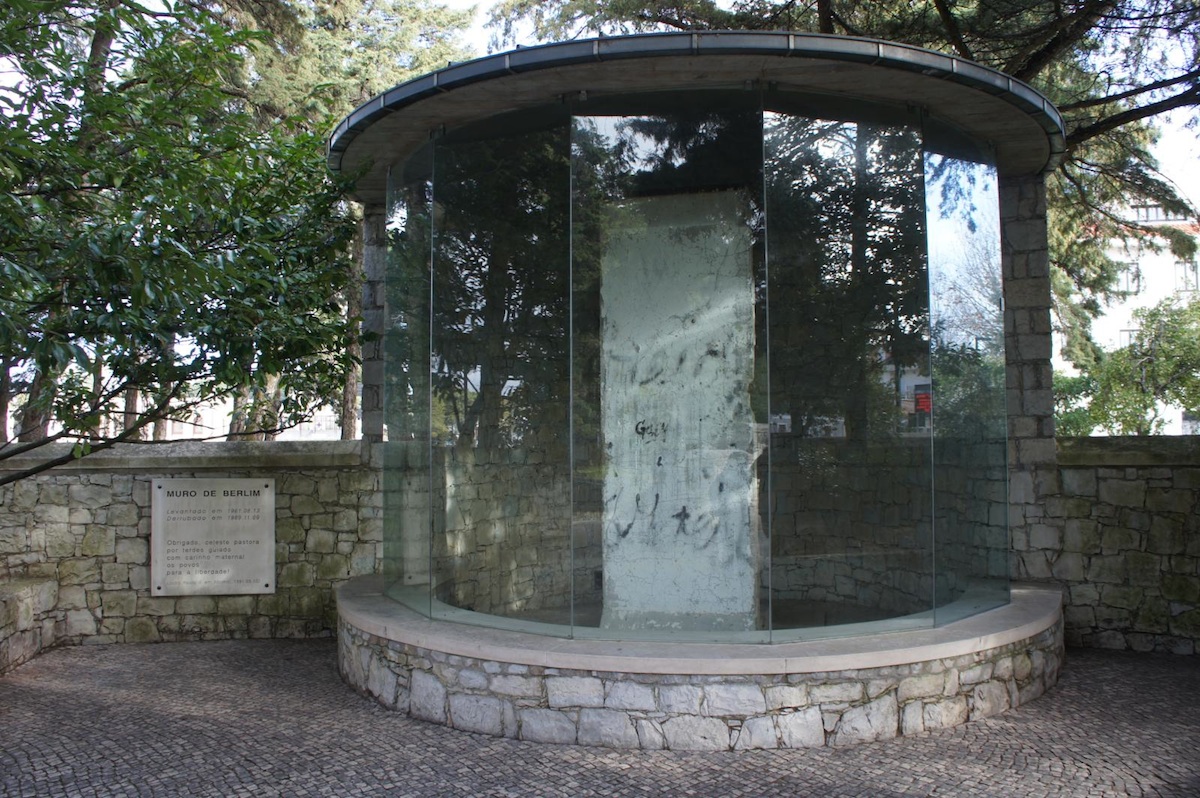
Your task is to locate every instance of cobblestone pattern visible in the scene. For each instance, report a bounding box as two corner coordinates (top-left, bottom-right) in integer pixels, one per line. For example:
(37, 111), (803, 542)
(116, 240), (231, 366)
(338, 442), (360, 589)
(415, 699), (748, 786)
(338, 616), (1063, 750)
(1017, 437), (1200, 654)
(6, 640), (1189, 798)
(0, 443), (379, 656)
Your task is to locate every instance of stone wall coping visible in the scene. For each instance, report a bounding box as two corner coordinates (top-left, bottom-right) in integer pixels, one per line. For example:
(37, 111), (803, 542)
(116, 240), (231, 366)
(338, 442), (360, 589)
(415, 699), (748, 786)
(1058, 435), (1200, 467)
(337, 576), (1062, 675)
(0, 440), (368, 474)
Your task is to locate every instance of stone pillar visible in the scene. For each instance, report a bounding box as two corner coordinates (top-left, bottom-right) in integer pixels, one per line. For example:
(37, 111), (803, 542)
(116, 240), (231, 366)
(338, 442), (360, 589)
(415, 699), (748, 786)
(999, 174), (1060, 582)
(361, 206), (387, 444)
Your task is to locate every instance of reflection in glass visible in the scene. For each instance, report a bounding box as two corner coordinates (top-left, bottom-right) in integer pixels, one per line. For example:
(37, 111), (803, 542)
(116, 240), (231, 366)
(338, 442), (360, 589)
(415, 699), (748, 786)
(380, 98), (1009, 643)
(763, 112), (934, 633)
(925, 155), (1009, 622)
(383, 162), (433, 613)
(427, 128), (574, 632)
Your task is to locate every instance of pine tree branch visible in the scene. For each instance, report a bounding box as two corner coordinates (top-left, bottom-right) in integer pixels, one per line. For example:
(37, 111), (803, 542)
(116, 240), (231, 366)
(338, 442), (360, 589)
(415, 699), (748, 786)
(1059, 67), (1200, 111)
(1005, 0), (1118, 83)
(932, 0), (974, 60)
(1067, 86), (1200, 148)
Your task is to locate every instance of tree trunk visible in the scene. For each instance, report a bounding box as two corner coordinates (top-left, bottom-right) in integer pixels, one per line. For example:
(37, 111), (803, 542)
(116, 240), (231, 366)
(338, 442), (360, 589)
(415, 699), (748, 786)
(844, 126), (872, 440)
(227, 377), (283, 440)
(87, 351), (105, 437)
(0, 359), (10, 444)
(152, 334), (175, 440)
(817, 0), (834, 33)
(476, 241), (512, 451)
(123, 386), (143, 439)
(16, 369), (54, 443)
(261, 375), (283, 441)
(341, 220), (364, 440)
(227, 385), (252, 440)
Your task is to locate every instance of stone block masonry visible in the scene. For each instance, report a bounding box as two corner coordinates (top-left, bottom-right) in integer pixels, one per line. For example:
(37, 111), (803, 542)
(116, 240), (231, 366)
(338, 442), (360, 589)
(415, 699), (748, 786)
(0, 441), (379, 667)
(341, 622), (1063, 749)
(338, 578), (1064, 749)
(4, 430), (1197, 676)
(1019, 437), (1200, 654)
(0, 577), (58, 673)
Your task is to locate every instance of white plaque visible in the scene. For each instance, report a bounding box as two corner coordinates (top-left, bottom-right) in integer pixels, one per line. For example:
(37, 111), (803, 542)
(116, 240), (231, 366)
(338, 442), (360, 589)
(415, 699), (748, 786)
(151, 478), (276, 596)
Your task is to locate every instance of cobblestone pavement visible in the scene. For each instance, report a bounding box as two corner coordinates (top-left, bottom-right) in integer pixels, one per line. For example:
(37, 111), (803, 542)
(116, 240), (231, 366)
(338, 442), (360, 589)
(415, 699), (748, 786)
(1, 641), (1197, 798)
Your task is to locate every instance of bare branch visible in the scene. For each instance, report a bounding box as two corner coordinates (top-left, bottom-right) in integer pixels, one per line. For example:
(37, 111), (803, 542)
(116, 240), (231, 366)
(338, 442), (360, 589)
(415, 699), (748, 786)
(0, 390), (172, 486)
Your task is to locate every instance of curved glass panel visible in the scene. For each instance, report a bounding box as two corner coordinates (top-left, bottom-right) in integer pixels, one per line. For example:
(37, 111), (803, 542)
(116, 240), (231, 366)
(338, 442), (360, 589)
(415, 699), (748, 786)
(426, 127), (574, 633)
(380, 96), (1008, 642)
(764, 112), (934, 638)
(383, 157), (433, 615)
(925, 155), (1009, 623)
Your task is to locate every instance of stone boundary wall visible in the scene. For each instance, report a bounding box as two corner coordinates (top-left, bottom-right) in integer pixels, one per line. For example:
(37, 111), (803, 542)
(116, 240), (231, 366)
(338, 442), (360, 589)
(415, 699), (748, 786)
(430, 448), (583, 617)
(0, 441), (379, 669)
(0, 578), (58, 673)
(6, 432), (1198, 671)
(770, 437), (1008, 614)
(391, 436), (1008, 623)
(1015, 437), (1200, 654)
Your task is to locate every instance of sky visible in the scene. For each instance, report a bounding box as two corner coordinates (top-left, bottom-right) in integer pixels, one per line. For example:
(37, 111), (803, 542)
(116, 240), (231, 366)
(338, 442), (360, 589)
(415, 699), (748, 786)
(1155, 113), (1199, 207)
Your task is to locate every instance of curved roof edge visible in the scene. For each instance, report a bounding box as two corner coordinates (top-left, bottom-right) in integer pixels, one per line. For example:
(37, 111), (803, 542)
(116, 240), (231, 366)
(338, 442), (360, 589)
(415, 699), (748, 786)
(328, 31), (1066, 199)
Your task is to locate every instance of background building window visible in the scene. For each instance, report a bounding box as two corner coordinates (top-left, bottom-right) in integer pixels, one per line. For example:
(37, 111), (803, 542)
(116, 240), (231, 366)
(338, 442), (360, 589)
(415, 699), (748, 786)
(1175, 260), (1199, 292)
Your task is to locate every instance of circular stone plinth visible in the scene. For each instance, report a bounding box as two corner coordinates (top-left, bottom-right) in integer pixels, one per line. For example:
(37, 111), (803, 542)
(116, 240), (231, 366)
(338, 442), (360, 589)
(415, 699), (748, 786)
(336, 577), (1063, 749)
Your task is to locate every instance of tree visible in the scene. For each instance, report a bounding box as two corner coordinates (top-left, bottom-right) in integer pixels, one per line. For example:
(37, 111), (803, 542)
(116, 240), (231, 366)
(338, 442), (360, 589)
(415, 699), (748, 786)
(486, 0), (1200, 361)
(427, 126), (574, 452)
(247, 0), (475, 122)
(0, 0), (359, 483)
(1054, 373), (1101, 435)
(1081, 297), (1200, 434)
(762, 114), (930, 438)
(239, 0), (474, 440)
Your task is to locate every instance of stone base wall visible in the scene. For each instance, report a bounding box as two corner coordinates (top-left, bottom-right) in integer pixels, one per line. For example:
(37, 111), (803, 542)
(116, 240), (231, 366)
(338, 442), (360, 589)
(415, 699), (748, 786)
(0, 578), (58, 674)
(338, 581), (1064, 750)
(1013, 437), (1200, 654)
(0, 441), (379, 656)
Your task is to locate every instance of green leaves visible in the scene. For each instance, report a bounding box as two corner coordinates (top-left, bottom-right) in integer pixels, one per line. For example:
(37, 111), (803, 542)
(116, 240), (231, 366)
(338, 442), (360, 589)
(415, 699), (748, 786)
(0, 1), (359, 464)
(1055, 297), (1200, 435)
(248, 0), (475, 122)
